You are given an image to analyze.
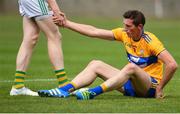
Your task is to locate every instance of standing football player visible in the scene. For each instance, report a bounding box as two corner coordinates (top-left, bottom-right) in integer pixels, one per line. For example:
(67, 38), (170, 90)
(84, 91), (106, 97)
(10, 0), (69, 96)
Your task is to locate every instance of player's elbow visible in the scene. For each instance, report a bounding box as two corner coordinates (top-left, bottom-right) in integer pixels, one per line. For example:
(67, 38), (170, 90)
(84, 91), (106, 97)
(169, 61), (178, 72)
(173, 62), (178, 71)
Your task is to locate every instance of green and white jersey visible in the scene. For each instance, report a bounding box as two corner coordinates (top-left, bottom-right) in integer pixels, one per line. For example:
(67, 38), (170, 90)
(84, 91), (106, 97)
(18, 0), (53, 18)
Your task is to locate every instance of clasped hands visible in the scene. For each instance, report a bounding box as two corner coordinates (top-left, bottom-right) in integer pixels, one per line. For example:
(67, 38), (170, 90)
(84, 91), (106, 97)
(52, 11), (66, 27)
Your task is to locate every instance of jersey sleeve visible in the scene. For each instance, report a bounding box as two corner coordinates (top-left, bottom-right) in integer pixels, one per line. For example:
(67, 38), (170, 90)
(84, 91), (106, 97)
(149, 34), (165, 56)
(112, 28), (124, 42)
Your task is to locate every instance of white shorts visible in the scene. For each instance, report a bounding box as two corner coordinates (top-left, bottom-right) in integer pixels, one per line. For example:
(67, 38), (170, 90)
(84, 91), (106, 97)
(18, 0), (53, 20)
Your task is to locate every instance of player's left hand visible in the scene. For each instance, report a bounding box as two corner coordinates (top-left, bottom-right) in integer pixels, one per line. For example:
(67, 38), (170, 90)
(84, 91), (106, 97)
(155, 85), (165, 99)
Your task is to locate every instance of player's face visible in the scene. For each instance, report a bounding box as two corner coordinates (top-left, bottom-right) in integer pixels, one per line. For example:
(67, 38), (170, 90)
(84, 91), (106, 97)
(123, 18), (142, 41)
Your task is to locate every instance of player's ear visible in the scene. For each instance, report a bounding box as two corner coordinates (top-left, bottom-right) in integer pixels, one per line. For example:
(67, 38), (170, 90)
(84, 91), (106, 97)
(138, 24), (143, 30)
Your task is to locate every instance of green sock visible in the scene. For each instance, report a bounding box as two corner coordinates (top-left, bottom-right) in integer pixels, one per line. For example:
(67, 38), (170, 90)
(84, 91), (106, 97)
(13, 71), (26, 89)
(55, 69), (69, 87)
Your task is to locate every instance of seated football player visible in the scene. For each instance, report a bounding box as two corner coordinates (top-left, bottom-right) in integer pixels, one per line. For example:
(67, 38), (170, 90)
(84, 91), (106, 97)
(38, 10), (178, 100)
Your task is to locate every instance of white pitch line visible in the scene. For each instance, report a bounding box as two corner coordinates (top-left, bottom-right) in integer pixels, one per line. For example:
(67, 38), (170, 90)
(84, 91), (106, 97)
(0, 78), (179, 83)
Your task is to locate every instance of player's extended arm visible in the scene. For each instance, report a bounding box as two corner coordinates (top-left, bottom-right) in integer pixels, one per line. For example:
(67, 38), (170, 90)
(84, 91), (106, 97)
(47, 0), (66, 25)
(65, 20), (115, 40)
(156, 50), (178, 98)
(47, 0), (61, 14)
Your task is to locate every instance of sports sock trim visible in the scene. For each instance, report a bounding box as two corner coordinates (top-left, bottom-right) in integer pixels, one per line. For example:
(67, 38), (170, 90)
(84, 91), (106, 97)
(100, 83), (108, 92)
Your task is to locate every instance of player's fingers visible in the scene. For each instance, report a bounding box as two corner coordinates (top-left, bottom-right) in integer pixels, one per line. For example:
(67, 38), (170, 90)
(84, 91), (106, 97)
(53, 19), (59, 24)
(156, 96), (165, 99)
(52, 16), (59, 23)
(63, 21), (66, 26)
(59, 21), (63, 27)
(156, 93), (165, 99)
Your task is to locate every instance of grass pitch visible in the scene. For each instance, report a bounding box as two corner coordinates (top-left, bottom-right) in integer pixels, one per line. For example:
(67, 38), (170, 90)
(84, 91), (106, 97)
(0, 15), (180, 113)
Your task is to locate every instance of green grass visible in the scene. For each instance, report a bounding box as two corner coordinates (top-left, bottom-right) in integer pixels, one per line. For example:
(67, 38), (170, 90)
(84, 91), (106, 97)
(0, 15), (180, 113)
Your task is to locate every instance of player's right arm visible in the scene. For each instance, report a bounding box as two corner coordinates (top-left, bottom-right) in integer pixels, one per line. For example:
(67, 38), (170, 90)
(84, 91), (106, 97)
(64, 20), (115, 41)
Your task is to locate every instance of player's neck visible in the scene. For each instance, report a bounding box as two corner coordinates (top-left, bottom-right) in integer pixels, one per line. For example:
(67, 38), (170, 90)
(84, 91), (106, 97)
(132, 29), (144, 42)
(132, 37), (141, 42)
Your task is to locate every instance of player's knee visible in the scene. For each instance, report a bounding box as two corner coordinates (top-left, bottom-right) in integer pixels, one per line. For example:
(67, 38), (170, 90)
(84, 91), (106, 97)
(57, 32), (62, 40)
(88, 60), (103, 70)
(23, 34), (39, 46)
(54, 30), (62, 39)
(48, 31), (62, 41)
(51, 27), (62, 39)
(31, 34), (39, 45)
(88, 60), (101, 66)
(125, 63), (138, 74)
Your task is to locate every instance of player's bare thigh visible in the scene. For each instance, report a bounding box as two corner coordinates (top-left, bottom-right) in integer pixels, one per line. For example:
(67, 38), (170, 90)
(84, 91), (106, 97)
(23, 16), (40, 39)
(128, 63), (152, 96)
(34, 16), (60, 36)
(90, 60), (121, 80)
(89, 60), (125, 93)
(71, 60), (122, 88)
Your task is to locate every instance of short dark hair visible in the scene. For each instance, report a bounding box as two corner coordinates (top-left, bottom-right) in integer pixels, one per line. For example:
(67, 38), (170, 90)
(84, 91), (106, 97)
(123, 10), (146, 26)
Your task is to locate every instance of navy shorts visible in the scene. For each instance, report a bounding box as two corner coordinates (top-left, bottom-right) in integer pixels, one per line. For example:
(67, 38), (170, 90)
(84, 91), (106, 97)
(123, 77), (158, 98)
